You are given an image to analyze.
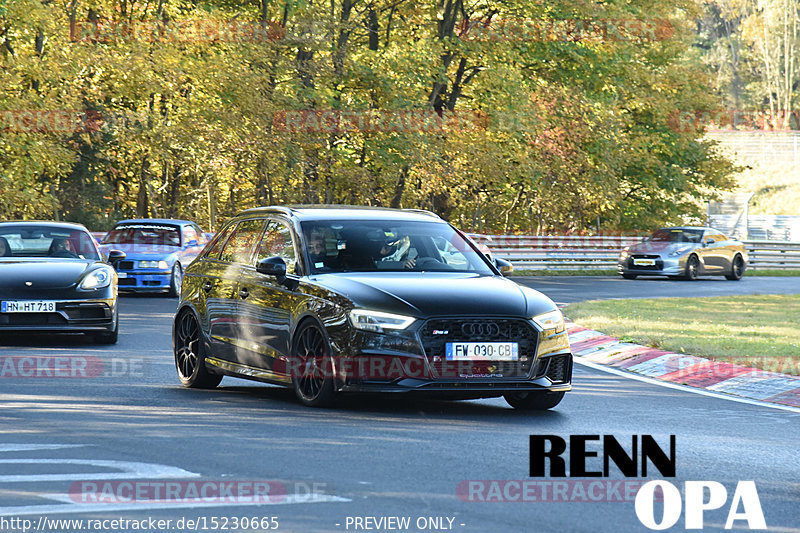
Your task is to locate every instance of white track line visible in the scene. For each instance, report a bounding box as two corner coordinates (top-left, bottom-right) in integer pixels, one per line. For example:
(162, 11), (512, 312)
(574, 358), (800, 414)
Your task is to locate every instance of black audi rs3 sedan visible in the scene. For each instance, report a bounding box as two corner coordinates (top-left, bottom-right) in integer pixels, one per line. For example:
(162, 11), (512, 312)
(0, 221), (125, 343)
(173, 206), (572, 409)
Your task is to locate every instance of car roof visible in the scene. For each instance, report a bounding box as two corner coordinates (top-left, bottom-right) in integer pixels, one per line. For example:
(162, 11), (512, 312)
(0, 220), (90, 231)
(112, 218), (196, 227)
(239, 205), (443, 223)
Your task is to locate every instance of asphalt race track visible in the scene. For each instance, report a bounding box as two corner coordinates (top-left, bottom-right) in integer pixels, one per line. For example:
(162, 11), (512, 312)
(1, 279), (799, 533)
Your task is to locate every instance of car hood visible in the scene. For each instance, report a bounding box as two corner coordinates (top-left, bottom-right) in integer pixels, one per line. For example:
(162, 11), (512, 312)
(311, 272), (557, 318)
(627, 241), (697, 255)
(0, 259), (95, 290)
(100, 243), (179, 259)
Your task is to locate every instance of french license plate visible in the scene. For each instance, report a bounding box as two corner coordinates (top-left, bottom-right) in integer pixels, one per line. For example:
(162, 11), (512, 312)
(1, 300), (57, 313)
(633, 258), (655, 266)
(446, 342), (518, 361)
(117, 272), (127, 278)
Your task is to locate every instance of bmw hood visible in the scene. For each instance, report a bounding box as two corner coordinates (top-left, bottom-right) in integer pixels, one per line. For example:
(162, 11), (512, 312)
(312, 273), (557, 318)
(0, 259), (95, 290)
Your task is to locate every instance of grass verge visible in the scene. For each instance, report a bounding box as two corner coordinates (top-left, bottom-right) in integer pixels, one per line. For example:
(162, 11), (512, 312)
(565, 295), (800, 375)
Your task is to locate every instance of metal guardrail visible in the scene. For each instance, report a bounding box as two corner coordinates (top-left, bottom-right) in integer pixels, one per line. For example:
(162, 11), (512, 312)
(469, 234), (800, 271)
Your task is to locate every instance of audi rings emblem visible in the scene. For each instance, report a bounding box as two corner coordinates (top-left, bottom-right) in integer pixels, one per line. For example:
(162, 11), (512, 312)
(461, 322), (500, 337)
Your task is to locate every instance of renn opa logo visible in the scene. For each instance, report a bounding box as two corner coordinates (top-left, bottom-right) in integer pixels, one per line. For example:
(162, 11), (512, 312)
(529, 435), (766, 530)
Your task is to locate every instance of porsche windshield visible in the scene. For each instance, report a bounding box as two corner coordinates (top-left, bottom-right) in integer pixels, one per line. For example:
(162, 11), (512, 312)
(103, 224), (181, 246)
(301, 220), (494, 274)
(0, 226), (100, 260)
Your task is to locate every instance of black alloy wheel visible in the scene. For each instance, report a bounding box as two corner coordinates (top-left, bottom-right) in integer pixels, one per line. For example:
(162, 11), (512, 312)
(174, 311), (222, 388)
(292, 321), (335, 407)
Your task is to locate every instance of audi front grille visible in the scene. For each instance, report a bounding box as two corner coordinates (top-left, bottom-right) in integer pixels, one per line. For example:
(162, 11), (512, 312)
(418, 318), (539, 380)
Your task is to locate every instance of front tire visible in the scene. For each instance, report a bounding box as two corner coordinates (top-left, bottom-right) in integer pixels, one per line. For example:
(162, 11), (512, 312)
(291, 321), (335, 407)
(168, 263), (182, 297)
(94, 313), (119, 344)
(174, 310), (222, 389)
(683, 255), (699, 281)
(504, 391), (565, 410)
(725, 255), (745, 281)
(622, 273), (637, 280)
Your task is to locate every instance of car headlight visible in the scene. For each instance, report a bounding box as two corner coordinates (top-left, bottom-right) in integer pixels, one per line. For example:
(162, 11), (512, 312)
(669, 247), (691, 257)
(139, 260), (169, 269)
(79, 267), (113, 290)
(619, 247), (629, 260)
(532, 309), (565, 334)
(349, 309), (416, 333)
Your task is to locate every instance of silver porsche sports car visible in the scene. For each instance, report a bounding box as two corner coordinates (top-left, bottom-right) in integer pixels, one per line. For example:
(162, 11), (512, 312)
(617, 227), (747, 280)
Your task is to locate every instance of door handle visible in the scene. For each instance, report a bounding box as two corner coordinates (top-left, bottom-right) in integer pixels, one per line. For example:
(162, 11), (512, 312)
(202, 281), (212, 293)
(239, 288), (249, 299)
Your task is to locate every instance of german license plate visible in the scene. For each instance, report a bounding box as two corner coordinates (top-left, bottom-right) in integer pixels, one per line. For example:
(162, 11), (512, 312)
(633, 258), (655, 266)
(1, 300), (57, 313)
(446, 342), (518, 361)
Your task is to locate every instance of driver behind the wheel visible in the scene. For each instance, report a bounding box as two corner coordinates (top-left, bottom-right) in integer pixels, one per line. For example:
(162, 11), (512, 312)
(49, 237), (78, 258)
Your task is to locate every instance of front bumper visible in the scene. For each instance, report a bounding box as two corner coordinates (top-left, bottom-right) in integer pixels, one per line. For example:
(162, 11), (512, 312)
(617, 255), (685, 276)
(0, 298), (116, 334)
(330, 317), (573, 397)
(116, 271), (171, 292)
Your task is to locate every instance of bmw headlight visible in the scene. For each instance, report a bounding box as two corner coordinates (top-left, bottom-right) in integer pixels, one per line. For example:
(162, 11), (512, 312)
(349, 309), (416, 333)
(532, 309), (566, 334)
(669, 247), (691, 257)
(139, 260), (169, 269)
(79, 267), (113, 290)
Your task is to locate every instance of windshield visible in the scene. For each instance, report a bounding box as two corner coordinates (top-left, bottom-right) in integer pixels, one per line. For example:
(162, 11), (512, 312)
(0, 225), (100, 260)
(103, 224), (181, 246)
(650, 228), (703, 243)
(301, 220), (494, 275)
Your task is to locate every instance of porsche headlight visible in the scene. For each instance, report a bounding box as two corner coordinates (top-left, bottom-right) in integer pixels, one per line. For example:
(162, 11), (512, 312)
(139, 260), (169, 269)
(79, 267), (113, 290)
(532, 309), (565, 334)
(349, 309), (416, 333)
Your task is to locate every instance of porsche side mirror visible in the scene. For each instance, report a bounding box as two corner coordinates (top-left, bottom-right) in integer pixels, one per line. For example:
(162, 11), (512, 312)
(494, 257), (514, 276)
(107, 250), (126, 264)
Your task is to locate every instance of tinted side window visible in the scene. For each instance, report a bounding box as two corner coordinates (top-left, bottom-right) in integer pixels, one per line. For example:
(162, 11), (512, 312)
(256, 220), (297, 273)
(203, 224), (234, 259)
(219, 219), (266, 264)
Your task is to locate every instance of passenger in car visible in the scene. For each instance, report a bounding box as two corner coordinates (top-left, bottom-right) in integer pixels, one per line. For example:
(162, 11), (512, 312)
(0, 237), (11, 257)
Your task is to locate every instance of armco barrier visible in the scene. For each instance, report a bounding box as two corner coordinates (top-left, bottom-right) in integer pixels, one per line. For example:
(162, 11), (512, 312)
(468, 234), (800, 271)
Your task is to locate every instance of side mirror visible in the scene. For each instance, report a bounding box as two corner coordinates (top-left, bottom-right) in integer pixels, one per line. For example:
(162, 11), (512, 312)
(494, 257), (514, 276)
(107, 250), (126, 264)
(257, 256), (287, 282)
(186, 239), (199, 247)
(705, 239), (715, 246)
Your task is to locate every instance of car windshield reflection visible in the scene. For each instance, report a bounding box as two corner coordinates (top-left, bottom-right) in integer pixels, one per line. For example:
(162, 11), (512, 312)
(301, 220), (494, 275)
